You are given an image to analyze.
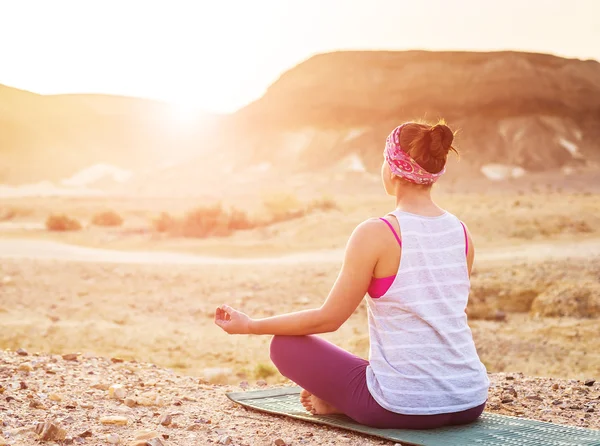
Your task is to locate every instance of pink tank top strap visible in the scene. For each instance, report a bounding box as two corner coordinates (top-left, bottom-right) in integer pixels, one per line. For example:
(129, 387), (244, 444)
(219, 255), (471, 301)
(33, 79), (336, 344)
(379, 217), (402, 246)
(460, 221), (468, 256)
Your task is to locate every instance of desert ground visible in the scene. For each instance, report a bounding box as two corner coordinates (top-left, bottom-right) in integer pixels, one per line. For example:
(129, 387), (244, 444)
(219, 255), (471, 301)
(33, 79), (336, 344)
(0, 183), (599, 444)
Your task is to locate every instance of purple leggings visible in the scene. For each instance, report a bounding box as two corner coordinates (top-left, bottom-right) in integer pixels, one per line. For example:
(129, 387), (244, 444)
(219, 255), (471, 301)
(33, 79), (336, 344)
(270, 335), (486, 429)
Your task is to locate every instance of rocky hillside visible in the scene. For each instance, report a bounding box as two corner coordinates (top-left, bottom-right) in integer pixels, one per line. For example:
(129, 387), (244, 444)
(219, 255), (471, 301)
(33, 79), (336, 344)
(0, 85), (216, 184)
(230, 51), (600, 173)
(0, 350), (597, 446)
(4, 51), (600, 190)
(155, 50), (600, 190)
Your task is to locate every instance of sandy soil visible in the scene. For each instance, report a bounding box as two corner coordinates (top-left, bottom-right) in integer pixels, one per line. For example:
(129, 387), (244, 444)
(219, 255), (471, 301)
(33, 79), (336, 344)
(0, 351), (598, 446)
(0, 190), (599, 444)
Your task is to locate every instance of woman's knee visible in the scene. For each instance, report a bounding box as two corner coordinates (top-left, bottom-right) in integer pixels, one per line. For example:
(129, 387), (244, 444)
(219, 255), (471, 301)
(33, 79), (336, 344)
(269, 335), (312, 373)
(269, 335), (298, 367)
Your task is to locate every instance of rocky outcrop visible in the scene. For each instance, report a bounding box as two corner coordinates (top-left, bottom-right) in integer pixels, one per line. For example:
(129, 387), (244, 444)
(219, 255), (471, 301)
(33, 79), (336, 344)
(213, 51), (600, 176)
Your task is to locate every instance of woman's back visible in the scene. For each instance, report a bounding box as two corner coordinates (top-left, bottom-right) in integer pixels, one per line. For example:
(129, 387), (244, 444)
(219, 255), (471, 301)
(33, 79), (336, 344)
(366, 209), (489, 415)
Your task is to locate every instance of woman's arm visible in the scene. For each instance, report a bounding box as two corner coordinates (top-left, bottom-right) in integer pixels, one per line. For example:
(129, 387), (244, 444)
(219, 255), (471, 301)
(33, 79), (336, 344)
(214, 219), (382, 335)
(464, 223), (475, 277)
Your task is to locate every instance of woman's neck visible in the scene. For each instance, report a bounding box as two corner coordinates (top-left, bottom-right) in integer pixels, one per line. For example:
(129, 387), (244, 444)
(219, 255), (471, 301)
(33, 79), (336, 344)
(394, 189), (442, 215)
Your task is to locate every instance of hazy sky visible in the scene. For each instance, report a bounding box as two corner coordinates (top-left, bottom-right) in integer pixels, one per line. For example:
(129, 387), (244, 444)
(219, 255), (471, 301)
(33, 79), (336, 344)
(1, 0), (599, 112)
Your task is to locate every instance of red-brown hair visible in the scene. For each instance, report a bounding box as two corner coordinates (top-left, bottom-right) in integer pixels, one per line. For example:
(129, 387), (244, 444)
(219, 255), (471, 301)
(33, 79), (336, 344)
(399, 121), (458, 174)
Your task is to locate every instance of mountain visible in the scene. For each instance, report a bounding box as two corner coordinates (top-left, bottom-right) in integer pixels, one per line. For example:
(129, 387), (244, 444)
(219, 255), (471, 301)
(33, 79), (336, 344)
(0, 85), (217, 184)
(217, 51), (600, 175)
(4, 50), (600, 191)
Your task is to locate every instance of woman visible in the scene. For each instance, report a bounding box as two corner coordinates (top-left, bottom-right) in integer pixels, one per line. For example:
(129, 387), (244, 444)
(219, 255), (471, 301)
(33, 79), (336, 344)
(215, 121), (489, 429)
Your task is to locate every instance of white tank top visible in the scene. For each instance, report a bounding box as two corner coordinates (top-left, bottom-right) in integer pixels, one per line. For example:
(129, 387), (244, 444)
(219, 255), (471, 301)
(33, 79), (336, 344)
(365, 209), (489, 415)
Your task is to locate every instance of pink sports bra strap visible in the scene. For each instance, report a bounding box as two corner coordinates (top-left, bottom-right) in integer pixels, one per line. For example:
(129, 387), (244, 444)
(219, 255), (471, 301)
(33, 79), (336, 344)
(460, 221), (469, 256)
(379, 218), (402, 246)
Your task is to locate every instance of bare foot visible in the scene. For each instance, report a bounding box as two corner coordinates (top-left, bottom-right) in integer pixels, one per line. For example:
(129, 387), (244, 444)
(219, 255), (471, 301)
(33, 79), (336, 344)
(300, 389), (341, 415)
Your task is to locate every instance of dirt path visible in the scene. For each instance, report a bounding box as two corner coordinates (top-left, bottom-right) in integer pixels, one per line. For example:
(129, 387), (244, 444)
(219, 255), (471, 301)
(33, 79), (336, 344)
(0, 237), (599, 266)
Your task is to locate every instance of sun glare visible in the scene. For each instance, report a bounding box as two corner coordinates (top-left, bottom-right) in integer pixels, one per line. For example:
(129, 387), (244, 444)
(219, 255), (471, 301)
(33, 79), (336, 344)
(168, 103), (203, 126)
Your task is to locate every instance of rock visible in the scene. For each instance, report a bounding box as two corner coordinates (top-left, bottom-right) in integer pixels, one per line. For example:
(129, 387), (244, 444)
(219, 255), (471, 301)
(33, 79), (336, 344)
(552, 383), (560, 390)
(16, 348), (29, 356)
(49, 393), (62, 402)
(29, 399), (47, 410)
(137, 391), (163, 407)
(78, 430), (93, 438)
(218, 435), (232, 445)
(19, 381), (28, 390)
(584, 379), (595, 387)
(134, 430), (160, 441)
(35, 421), (67, 441)
(62, 353), (79, 361)
(274, 439), (287, 446)
(146, 439), (165, 446)
(99, 416), (129, 426)
(106, 433), (121, 444)
(503, 386), (518, 398)
(18, 362), (33, 372)
(501, 397), (514, 404)
(239, 381), (249, 390)
(158, 413), (172, 426)
(109, 384), (127, 399)
(124, 397), (137, 407)
(256, 380), (267, 387)
(525, 395), (543, 401)
(80, 402), (94, 409)
(91, 382), (110, 391)
(111, 357), (124, 363)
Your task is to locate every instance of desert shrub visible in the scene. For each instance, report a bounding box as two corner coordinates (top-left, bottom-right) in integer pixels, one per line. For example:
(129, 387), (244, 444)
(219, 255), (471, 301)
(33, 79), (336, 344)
(46, 214), (82, 231)
(263, 193), (306, 223)
(0, 207), (32, 221)
(254, 362), (277, 380)
(308, 195), (339, 212)
(91, 210), (123, 227)
(181, 204), (231, 238)
(0, 208), (16, 221)
(228, 208), (253, 230)
(152, 205), (254, 238)
(152, 212), (177, 233)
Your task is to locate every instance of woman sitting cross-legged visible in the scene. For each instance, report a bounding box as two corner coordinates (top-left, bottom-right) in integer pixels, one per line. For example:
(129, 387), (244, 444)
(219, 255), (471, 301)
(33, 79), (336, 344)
(214, 121), (489, 429)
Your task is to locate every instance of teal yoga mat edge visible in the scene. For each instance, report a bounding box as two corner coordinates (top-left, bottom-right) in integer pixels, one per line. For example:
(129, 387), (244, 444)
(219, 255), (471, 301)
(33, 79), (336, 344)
(227, 386), (424, 445)
(226, 386), (600, 446)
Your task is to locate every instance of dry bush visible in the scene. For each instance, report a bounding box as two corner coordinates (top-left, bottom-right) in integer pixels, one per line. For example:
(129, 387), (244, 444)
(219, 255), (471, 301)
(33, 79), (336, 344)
(181, 204), (232, 238)
(530, 282), (600, 318)
(308, 195), (339, 212)
(0, 206), (32, 221)
(45, 214), (82, 231)
(152, 205), (253, 238)
(152, 212), (176, 233)
(91, 210), (123, 227)
(263, 193), (306, 223)
(254, 362), (277, 379)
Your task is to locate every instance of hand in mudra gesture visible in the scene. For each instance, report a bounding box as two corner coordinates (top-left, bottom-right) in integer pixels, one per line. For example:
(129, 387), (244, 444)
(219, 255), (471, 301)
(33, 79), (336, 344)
(214, 305), (252, 335)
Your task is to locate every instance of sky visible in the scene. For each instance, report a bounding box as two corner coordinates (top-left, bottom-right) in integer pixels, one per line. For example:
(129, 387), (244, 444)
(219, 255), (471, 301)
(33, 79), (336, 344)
(1, 0), (599, 113)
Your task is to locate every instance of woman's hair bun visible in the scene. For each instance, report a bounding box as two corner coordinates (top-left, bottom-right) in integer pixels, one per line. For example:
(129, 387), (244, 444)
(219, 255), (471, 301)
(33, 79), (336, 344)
(429, 124), (454, 159)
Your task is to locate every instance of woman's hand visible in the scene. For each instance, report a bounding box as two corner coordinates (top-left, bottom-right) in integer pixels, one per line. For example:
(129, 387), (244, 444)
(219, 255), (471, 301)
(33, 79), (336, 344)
(214, 305), (252, 335)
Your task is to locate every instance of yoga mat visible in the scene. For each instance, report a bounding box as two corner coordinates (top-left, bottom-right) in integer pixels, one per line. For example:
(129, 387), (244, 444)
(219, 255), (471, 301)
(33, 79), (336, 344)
(226, 387), (600, 446)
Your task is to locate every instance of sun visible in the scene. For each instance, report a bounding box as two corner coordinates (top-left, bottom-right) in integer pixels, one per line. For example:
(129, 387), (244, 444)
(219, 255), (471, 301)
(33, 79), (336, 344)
(168, 102), (203, 126)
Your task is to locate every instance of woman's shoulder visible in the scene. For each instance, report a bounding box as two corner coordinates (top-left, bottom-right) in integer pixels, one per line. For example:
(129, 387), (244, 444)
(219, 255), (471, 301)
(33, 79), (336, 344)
(350, 217), (399, 243)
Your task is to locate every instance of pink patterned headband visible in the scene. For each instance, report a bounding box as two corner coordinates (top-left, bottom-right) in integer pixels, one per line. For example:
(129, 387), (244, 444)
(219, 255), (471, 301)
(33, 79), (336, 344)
(384, 123), (445, 185)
